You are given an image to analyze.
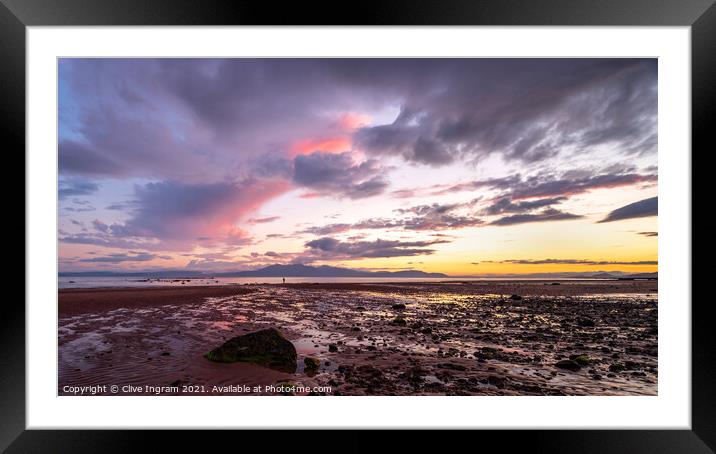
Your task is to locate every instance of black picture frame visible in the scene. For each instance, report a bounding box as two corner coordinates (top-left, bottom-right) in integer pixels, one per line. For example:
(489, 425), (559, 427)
(4, 0), (711, 451)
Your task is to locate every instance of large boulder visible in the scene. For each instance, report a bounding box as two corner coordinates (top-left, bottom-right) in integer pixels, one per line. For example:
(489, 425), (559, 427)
(205, 328), (297, 373)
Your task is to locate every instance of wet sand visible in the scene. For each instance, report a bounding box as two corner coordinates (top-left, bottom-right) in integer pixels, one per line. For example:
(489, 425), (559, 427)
(58, 280), (658, 396)
(59, 285), (258, 317)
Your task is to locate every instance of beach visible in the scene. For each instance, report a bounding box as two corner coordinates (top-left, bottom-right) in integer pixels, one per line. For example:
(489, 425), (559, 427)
(58, 280), (658, 396)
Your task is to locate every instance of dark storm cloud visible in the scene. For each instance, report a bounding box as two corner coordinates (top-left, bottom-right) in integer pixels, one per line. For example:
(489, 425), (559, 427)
(598, 197), (658, 223)
(293, 151), (389, 199)
(493, 258), (658, 266)
(58, 179), (99, 200)
(60, 58), (657, 182)
(304, 237), (449, 259)
(355, 59), (656, 165)
(490, 208), (583, 226)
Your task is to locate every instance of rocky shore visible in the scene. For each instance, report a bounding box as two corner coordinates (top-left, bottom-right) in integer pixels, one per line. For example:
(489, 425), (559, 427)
(58, 280), (657, 396)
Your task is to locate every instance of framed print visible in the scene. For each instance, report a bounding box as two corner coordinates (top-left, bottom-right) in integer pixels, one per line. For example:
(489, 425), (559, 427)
(5, 0), (713, 451)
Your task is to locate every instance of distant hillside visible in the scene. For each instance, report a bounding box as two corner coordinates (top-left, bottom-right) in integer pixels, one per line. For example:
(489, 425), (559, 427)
(221, 264), (448, 278)
(591, 272), (618, 279)
(451, 270), (656, 279)
(60, 264), (448, 279)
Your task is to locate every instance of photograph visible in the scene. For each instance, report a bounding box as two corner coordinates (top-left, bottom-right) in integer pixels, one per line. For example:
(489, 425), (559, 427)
(57, 57), (658, 397)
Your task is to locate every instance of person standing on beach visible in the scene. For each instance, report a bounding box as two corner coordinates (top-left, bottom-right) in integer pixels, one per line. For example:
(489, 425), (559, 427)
(282, 277), (285, 284)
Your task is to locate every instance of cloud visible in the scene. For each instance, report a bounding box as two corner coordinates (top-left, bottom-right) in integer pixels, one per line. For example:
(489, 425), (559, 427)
(60, 59), (656, 184)
(58, 179), (99, 200)
(491, 258), (658, 266)
(355, 59), (656, 166)
(92, 219), (109, 232)
(119, 179), (288, 243)
(436, 170), (657, 200)
(637, 231), (658, 237)
(399, 202), (484, 230)
(482, 197), (568, 215)
(62, 178), (289, 250)
(490, 208), (582, 226)
(303, 237), (449, 260)
(62, 199), (96, 213)
(599, 196), (658, 223)
(247, 216), (281, 224)
(300, 223), (354, 235)
(79, 251), (171, 263)
(299, 202), (483, 236)
(57, 58), (658, 271)
(59, 232), (152, 249)
(292, 151), (389, 199)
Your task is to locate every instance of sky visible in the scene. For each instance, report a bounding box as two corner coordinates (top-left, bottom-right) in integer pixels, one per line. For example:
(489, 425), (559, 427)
(58, 58), (658, 276)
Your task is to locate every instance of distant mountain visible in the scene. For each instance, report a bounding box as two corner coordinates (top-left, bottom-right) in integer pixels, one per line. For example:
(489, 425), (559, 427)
(221, 264), (448, 278)
(60, 264), (448, 279)
(591, 272), (619, 279)
(450, 271), (641, 279)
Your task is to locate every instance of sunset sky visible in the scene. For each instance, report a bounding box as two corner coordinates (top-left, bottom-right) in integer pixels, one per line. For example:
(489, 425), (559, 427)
(58, 58), (657, 276)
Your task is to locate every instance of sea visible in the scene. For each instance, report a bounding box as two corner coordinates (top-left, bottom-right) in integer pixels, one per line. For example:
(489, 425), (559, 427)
(57, 275), (613, 289)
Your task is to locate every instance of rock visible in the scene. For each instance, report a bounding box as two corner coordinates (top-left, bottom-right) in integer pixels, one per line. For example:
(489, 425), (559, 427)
(508, 294), (522, 301)
(577, 318), (595, 327)
(392, 303), (406, 310)
(487, 375), (506, 388)
(401, 366), (427, 383)
(569, 354), (590, 366)
(328, 343), (338, 352)
(204, 328), (297, 373)
(609, 363), (626, 372)
(555, 359), (582, 371)
(391, 317), (407, 326)
(304, 357), (321, 376)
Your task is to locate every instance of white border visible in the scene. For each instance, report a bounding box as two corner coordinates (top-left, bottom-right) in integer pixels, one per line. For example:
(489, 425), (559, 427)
(27, 27), (691, 429)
